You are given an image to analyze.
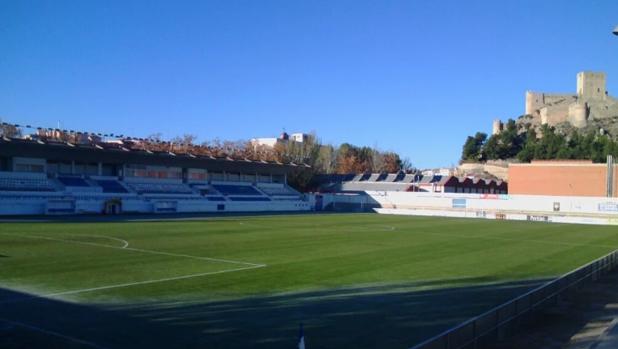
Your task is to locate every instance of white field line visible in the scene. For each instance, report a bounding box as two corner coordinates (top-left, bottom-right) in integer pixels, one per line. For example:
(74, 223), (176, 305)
(0, 265), (266, 304)
(0, 264), (266, 305)
(0, 232), (263, 267)
(0, 232), (267, 304)
(66, 234), (129, 248)
(44, 264), (265, 297)
(379, 225), (396, 231)
(0, 317), (109, 349)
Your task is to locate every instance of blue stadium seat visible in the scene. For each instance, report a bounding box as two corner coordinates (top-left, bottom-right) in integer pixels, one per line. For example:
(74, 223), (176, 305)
(127, 182), (193, 194)
(212, 185), (261, 196)
(58, 176), (89, 187)
(95, 180), (128, 193)
(257, 185), (300, 197)
(228, 197), (271, 201)
(0, 178), (54, 192)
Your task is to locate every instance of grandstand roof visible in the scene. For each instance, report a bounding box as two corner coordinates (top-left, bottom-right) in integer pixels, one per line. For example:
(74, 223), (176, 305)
(0, 137), (305, 174)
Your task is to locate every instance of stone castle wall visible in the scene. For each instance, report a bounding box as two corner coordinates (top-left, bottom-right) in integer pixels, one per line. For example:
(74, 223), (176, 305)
(525, 91), (577, 118)
(510, 72), (618, 131)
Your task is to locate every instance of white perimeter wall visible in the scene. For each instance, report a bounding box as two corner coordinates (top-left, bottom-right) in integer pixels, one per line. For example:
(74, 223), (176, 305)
(0, 194), (311, 215)
(323, 192), (618, 225)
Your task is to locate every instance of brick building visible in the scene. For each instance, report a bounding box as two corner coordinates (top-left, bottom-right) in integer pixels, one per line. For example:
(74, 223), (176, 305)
(508, 160), (617, 197)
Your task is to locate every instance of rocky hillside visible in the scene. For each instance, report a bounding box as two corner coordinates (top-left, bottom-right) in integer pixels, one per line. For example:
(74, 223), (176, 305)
(517, 113), (618, 139)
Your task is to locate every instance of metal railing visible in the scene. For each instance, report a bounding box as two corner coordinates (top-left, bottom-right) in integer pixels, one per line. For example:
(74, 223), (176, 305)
(410, 249), (618, 349)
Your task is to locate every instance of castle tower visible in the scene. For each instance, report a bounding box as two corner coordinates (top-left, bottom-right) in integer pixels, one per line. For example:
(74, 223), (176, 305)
(577, 71), (607, 100)
(492, 119), (503, 135)
(567, 102), (589, 128)
(525, 91), (544, 116)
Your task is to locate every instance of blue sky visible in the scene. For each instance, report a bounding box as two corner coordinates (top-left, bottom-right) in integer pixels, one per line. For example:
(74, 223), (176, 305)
(1, 0), (617, 168)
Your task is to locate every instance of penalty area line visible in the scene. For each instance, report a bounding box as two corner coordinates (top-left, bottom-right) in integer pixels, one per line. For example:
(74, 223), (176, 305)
(44, 264), (266, 297)
(0, 264), (266, 306)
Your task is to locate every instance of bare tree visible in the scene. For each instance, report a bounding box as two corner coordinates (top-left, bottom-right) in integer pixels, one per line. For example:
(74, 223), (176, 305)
(0, 121), (21, 138)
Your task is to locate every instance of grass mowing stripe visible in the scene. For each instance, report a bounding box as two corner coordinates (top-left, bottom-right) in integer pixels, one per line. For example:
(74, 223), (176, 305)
(401, 229), (617, 249)
(2, 214), (618, 349)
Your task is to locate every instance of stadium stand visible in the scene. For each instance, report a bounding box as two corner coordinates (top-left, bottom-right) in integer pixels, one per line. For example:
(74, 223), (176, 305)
(228, 197), (271, 201)
(396, 172), (406, 181)
(402, 174), (417, 183)
(0, 177), (54, 192)
(367, 173), (380, 181)
(359, 173), (371, 181)
(317, 173), (506, 194)
(256, 183), (301, 197)
(341, 181), (411, 192)
(213, 184), (262, 196)
(58, 176), (90, 187)
(95, 179), (129, 193)
(384, 173), (398, 182)
(0, 122), (311, 215)
(351, 174), (363, 181)
(127, 182), (194, 195)
(0, 172), (54, 192)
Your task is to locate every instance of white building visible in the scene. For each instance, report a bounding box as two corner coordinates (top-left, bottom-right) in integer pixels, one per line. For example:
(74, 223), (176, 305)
(251, 132), (310, 148)
(421, 168), (454, 177)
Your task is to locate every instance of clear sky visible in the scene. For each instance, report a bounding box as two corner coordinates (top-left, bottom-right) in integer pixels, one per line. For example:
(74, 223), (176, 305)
(1, 0), (617, 168)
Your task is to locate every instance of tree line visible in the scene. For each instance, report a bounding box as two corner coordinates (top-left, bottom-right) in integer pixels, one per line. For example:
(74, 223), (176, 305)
(120, 134), (412, 190)
(260, 136), (412, 190)
(462, 119), (618, 163)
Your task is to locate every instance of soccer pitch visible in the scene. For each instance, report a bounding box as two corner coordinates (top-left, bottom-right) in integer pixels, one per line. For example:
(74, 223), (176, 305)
(1, 214), (617, 349)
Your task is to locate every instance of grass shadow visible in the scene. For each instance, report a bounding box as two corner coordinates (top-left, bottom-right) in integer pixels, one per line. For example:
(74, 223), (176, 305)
(1, 276), (550, 349)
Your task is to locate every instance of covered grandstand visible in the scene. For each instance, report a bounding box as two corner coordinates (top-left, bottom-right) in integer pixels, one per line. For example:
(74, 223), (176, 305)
(0, 126), (310, 215)
(318, 173), (507, 194)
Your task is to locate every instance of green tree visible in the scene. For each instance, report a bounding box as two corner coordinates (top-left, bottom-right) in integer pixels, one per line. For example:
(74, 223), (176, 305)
(533, 125), (566, 160)
(461, 132), (487, 161)
(498, 119), (524, 159)
(517, 128), (537, 162)
(463, 119), (618, 164)
(482, 136), (500, 160)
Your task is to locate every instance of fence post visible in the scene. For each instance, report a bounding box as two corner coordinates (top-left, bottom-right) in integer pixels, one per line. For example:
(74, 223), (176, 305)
(472, 320), (477, 349)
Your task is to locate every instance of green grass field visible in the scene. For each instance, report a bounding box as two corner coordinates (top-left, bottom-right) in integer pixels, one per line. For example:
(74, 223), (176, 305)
(1, 213), (617, 348)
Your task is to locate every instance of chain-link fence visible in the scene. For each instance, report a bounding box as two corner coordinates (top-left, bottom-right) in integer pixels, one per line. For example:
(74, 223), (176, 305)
(410, 250), (618, 349)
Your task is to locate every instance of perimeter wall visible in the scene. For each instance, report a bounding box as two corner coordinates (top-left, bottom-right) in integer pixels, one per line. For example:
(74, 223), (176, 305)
(322, 191), (618, 225)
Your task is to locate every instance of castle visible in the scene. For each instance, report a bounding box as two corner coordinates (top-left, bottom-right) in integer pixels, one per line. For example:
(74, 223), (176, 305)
(493, 71), (618, 135)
